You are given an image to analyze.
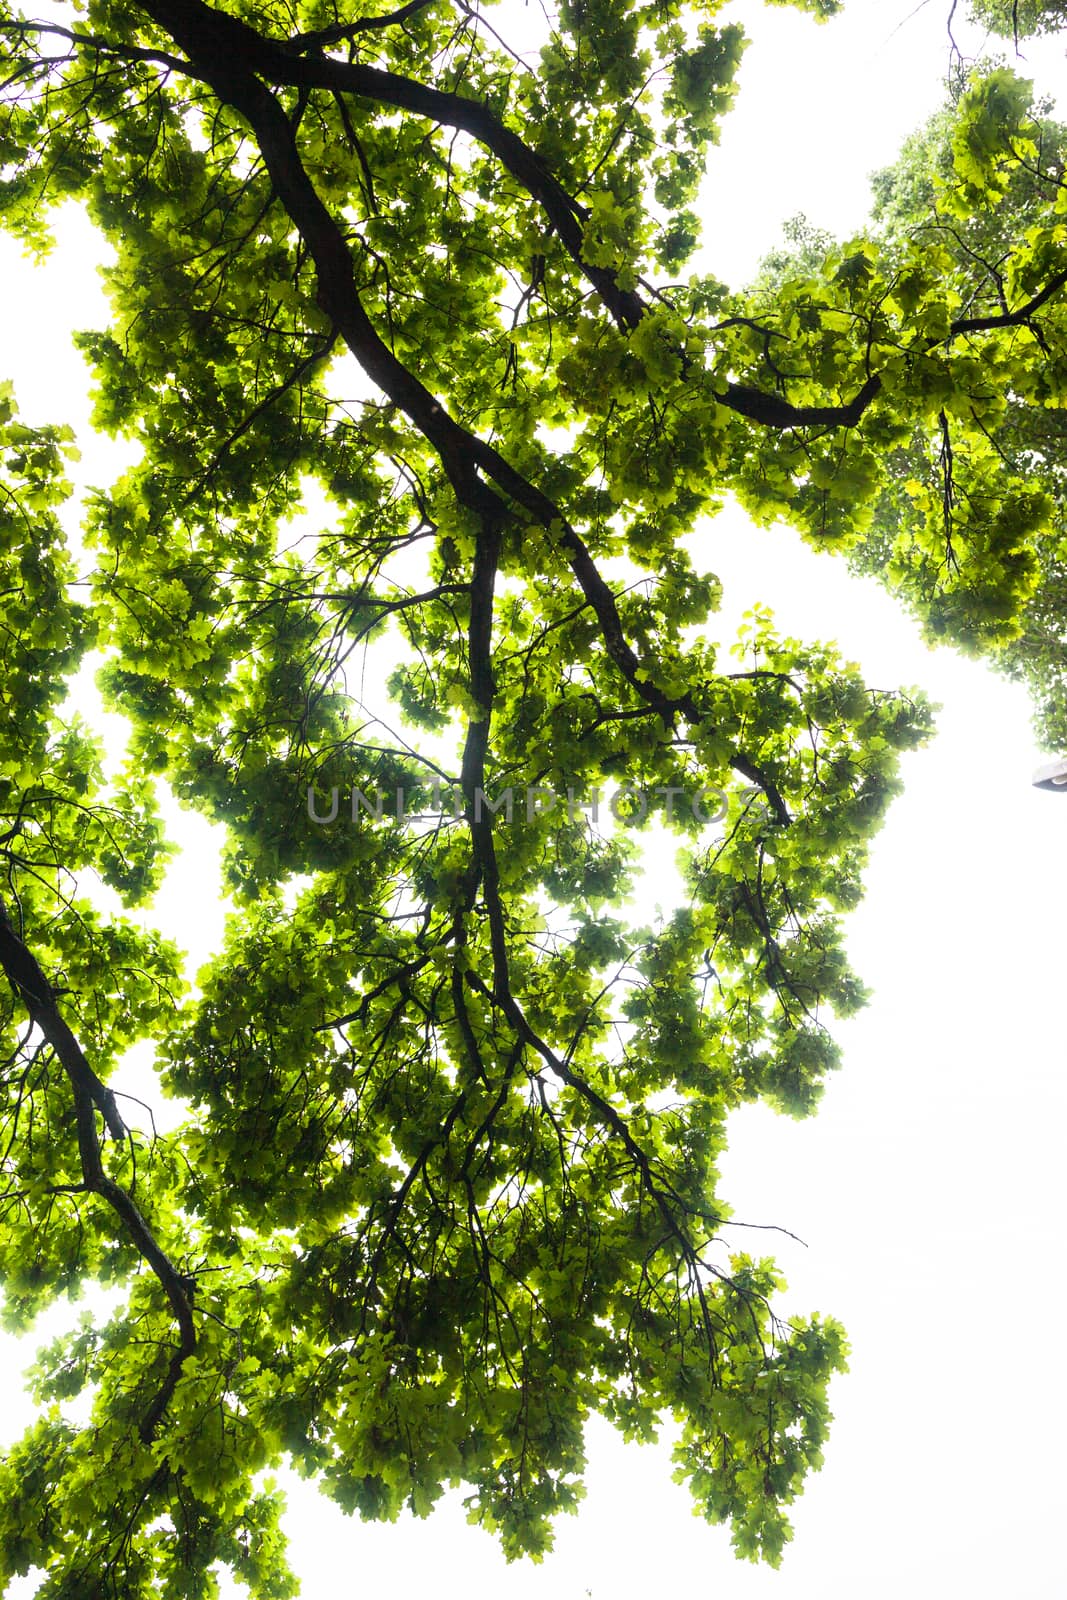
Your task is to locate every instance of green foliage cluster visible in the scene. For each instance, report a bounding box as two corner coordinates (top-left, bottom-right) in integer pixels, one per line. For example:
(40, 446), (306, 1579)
(763, 73), (1067, 742)
(969, 0), (1067, 37)
(0, 0), (1062, 1593)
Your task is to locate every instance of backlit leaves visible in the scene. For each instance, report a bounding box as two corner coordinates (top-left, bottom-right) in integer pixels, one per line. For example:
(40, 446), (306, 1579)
(0, 1), (1062, 1593)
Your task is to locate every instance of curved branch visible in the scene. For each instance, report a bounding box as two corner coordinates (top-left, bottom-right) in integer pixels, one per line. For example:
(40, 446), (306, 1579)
(719, 373), (882, 431)
(0, 900), (195, 1441)
(125, 9), (792, 822)
(30, 4), (1067, 433)
(0, 17), (190, 73)
(949, 265), (1067, 335)
(0, 899), (127, 1141)
(134, 0), (644, 331)
(134, 0), (880, 428)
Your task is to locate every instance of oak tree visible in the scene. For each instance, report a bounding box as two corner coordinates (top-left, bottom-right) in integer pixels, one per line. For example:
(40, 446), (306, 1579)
(0, 0), (1063, 1593)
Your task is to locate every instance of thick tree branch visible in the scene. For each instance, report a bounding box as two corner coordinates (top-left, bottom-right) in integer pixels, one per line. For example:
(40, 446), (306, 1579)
(133, 0), (894, 427)
(133, 0), (882, 426)
(720, 373), (882, 430)
(0, 900), (195, 1441)
(0, 899), (127, 1140)
(132, 0), (644, 331)
(948, 265), (1067, 334)
(24, 5), (1067, 434)
(127, 3), (792, 823)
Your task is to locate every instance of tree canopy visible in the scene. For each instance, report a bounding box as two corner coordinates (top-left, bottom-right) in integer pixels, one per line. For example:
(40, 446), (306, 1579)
(0, 0), (1064, 1593)
(855, 87), (1067, 743)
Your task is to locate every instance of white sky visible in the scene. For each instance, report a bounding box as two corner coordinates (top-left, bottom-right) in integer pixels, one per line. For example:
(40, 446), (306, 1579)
(2, 2), (1067, 1597)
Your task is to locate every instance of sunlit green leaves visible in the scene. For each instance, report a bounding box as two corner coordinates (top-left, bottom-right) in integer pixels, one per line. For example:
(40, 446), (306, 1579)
(0, 0), (1063, 1592)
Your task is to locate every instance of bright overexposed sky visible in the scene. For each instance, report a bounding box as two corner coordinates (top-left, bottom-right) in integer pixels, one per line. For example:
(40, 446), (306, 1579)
(2, 2), (1066, 1597)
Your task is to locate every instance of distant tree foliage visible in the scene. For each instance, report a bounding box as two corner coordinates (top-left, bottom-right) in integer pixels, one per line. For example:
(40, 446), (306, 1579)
(762, 82), (1067, 744)
(970, 0), (1067, 39)
(0, 0), (1063, 1593)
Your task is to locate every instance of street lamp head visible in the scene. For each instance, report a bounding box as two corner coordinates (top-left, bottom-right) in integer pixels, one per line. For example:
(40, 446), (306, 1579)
(1032, 757), (1067, 792)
